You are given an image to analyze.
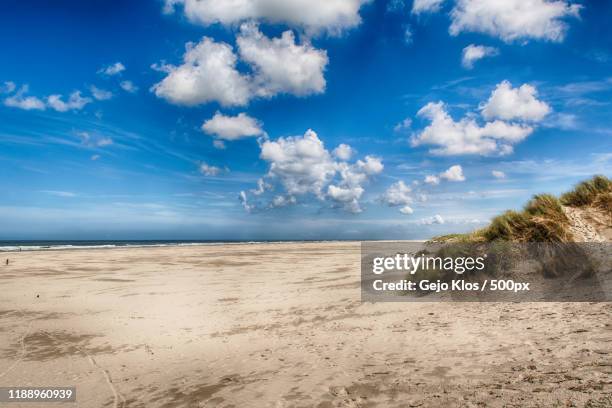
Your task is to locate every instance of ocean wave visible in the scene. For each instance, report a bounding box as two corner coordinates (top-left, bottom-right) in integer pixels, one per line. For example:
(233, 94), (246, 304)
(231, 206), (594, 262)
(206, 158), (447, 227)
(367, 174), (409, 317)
(0, 240), (349, 252)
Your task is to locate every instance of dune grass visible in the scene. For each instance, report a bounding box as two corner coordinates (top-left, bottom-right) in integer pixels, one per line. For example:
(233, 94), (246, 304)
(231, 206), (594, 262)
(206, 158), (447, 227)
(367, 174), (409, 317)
(432, 175), (611, 244)
(420, 176), (610, 283)
(560, 175), (612, 207)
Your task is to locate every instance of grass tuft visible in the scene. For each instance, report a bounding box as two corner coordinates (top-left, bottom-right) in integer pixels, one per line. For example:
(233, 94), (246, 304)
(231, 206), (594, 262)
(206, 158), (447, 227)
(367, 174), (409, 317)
(560, 175), (612, 207)
(430, 175), (611, 244)
(479, 195), (570, 242)
(482, 210), (530, 242)
(422, 176), (610, 282)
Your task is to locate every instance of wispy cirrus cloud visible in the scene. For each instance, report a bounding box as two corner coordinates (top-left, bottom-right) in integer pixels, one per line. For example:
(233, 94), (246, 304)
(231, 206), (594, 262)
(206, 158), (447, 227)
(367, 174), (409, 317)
(40, 190), (77, 197)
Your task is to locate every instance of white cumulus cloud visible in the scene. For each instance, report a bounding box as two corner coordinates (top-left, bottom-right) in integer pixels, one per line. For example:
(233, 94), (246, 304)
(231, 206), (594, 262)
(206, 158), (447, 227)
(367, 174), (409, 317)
(354, 155), (384, 176)
(461, 44), (499, 69)
(333, 144), (354, 161)
(382, 180), (413, 209)
(152, 37), (251, 107)
(399, 205), (414, 215)
(330, 155), (383, 213)
(412, 101), (533, 156)
(202, 112), (265, 141)
(4, 85), (92, 112)
(440, 164), (465, 181)
(424, 175), (440, 185)
(481, 80), (551, 122)
(492, 170), (506, 179)
(4, 85), (45, 110)
(99, 62), (126, 76)
(270, 195), (297, 208)
(47, 91), (92, 112)
(424, 164), (465, 185)
(393, 118), (412, 133)
(163, 0), (370, 35)
(327, 185), (365, 213)
(120, 80), (138, 93)
(251, 178), (271, 195)
(242, 129), (382, 213)
(90, 86), (113, 101)
(450, 0), (582, 43)
(237, 23), (327, 98)
(260, 129), (337, 198)
(153, 25), (328, 107)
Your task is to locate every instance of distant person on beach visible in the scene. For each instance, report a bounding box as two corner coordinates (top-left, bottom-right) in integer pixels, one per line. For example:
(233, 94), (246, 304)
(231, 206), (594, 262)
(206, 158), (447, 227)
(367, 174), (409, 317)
(5, 259), (8, 265)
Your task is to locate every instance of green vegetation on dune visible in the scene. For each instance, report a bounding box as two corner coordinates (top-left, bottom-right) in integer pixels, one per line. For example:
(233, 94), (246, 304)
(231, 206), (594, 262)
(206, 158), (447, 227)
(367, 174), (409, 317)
(418, 176), (611, 283)
(482, 194), (571, 242)
(432, 175), (611, 244)
(560, 175), (612, 207)
(561, 175), (612, 220)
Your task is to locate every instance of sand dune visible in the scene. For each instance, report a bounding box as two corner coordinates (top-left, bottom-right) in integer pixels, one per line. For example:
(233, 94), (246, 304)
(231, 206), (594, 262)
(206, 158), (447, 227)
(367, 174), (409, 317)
(0, 243), (610, 407)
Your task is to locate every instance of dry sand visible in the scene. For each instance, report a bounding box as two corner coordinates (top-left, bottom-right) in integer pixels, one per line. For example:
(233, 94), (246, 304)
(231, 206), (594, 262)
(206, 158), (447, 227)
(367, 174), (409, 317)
(0, 242), (610, 407)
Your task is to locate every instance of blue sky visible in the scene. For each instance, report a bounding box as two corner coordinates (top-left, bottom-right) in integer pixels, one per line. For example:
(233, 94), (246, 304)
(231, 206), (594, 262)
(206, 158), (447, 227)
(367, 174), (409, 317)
(0, 0), (611, 240)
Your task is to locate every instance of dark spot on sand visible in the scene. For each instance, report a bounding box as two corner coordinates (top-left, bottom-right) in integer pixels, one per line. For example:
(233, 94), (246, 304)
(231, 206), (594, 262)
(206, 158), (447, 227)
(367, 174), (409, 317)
(218, 297), (239, 302)
(2, 330), (113, 362)
(94, 278), (136, 282)
(151, 379), (233, 407)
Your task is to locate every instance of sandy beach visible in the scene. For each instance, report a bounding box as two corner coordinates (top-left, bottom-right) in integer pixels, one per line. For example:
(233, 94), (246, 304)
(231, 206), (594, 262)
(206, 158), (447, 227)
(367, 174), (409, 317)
(0, 242), (610, 407)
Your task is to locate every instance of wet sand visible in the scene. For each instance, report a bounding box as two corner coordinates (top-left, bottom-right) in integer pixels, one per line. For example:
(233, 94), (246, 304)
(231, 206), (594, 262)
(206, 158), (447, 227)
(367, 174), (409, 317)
(0, 242), (610, 407)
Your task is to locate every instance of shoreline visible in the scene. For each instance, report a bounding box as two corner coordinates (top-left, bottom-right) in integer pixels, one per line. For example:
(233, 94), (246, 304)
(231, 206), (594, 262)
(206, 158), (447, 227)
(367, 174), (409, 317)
(0, 239), (426, 252)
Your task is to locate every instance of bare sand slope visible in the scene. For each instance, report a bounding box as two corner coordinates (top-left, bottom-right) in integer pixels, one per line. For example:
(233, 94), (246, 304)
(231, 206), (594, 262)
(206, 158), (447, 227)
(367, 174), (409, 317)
(0, 243), (610, 407)
(564, 205), (612, 242)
